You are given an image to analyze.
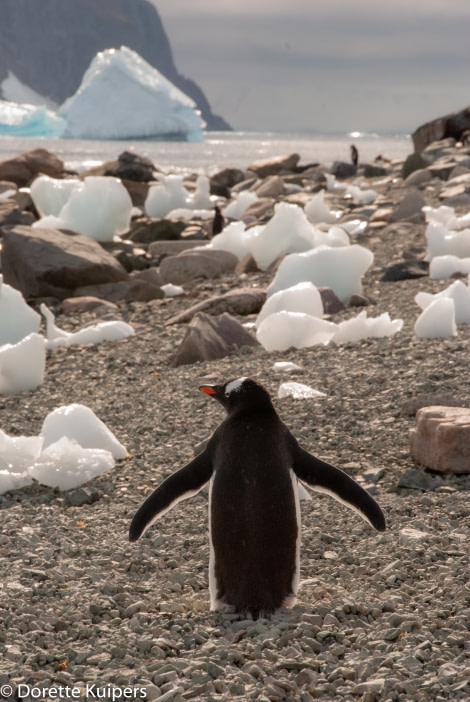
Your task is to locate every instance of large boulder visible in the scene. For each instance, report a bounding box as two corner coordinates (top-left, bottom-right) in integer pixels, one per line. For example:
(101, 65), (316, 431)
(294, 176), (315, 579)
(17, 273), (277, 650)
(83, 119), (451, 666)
(412, 106), (470, 152)
(1, 225), (128, 299)
(410, 405), (470, 474)
(247, 153), (300, 178)
(170, 312), (259, 367)
(159, 249), (238, 285)
(165, 288), (266, 325)
(0, 149), (64, 188)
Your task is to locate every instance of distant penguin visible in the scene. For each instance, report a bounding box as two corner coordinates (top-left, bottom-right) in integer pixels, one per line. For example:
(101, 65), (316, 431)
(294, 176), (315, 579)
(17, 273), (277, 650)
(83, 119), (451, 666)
(211, 205), (225, 237)
(350, 144), (359, 167)
(129, 377), (386, 618)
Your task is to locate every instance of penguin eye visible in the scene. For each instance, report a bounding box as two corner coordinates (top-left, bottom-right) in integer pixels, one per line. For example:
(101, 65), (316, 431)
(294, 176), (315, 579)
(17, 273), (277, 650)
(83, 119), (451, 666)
(224, 392), (230, 398)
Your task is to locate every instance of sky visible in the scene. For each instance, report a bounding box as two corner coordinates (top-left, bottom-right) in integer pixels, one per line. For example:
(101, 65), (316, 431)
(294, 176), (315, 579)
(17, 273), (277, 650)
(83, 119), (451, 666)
(153, 0), (470, 135)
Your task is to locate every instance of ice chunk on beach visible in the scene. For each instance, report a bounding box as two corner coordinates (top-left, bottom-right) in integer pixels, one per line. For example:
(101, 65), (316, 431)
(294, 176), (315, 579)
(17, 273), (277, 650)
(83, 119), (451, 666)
(30, 175), (81, 217)
(40, 304), (135, 350)
(189, 175), (212, 209)
(278, 382), (326, 399)
(267, 245), (374, 303)
(57, 176), (132, 242)
(0, 276), (41, 345)
(345, 184), (377, 204)
(332, 311), (403, 344)
(429, 256), (470, 279)
(29, 437), (115, 490)
(146, 174), (189, 218)
(415, 280), (470, 325)
(0, 98), (65, 137)
(206, 221), (252, 260)
(272, 361), (303, 373)
(314, 226), (350, 248)
(40, 404), (128, 459)
(224, 191), (259, 219)
(0, 431), (42, 493)
(162, 283), (185, 297)
(425, 222), (470, 260)
(423, 205), (470, 231)
(305, 190), (339, 224)
(0, 333), (46, 394)
(58, 46), (204, 141)
(244, 202), (317, 270)
(414, 297), (457, 338)
(256, 311), (337, 351)
(256, 282), (323, 327)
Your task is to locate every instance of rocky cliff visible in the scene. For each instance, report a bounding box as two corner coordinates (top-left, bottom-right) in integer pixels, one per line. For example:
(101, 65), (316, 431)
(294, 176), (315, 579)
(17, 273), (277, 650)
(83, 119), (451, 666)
(0, 0), (231, 131)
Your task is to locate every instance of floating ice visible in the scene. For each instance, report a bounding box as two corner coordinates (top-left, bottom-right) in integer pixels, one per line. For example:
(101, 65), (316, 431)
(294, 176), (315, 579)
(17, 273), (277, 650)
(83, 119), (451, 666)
(267, 245), (374, 303)
(256, 282), (323, 328)
(278, 382), (327, 400)
(244, 202), (317, 270)
(0, 333), (46, 395)
(305, 190), (340, 224)
(272, 361), (303, 372)
(0, 276), (41, 345)
(162, 283), (185, 297)
(256, 311), (337, 351)
(415, 280), (470, 325)
(58, 46), (205, 141)
(40, 404), (128, 459)
(40, 304), (135, 350)
(224, 191), (259, 219)
(30, 175), (81, 217)
(429, 256), (470, 279)
(425, 221), (470, 260)
(0, 98), (65, 137)
(414, 297), (457, 338)
(345, 184), (377, 204)
(332, 311), (403, 344)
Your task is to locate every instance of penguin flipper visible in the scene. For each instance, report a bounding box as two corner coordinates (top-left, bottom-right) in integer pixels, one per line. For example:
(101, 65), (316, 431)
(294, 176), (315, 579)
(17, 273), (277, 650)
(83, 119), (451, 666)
(129, 452), (213, 542)
(291, 444), (386, 531)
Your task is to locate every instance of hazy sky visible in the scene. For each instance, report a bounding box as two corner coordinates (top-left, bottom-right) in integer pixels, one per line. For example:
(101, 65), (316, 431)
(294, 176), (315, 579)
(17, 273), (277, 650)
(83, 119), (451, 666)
(153, 0), (469, 135)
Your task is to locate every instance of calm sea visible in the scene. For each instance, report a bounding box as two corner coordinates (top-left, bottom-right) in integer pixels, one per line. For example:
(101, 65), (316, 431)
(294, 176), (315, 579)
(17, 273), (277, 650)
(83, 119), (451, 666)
(0, 131), (413, 175)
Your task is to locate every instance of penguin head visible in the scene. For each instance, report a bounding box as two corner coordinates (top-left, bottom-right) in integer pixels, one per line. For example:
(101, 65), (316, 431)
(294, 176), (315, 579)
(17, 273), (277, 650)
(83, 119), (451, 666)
(199, 377), (273, 414)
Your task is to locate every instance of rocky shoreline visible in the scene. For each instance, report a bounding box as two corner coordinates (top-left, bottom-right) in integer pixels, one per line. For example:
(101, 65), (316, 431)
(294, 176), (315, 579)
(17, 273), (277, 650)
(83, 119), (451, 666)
(0, 139), (469, 701)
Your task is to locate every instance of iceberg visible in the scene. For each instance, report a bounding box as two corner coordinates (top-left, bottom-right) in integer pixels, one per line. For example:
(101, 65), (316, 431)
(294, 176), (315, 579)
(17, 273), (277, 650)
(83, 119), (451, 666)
(0, 98), (65, 137)
(58, 46), (205, 141)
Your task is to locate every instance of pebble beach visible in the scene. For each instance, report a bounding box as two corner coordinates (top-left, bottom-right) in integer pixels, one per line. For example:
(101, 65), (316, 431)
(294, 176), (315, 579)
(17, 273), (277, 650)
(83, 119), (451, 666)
(0, 138), (469, 702)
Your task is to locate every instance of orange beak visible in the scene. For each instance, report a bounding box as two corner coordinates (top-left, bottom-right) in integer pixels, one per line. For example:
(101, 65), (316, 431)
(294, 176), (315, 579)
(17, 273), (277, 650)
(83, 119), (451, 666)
(199, 385), (217, 395)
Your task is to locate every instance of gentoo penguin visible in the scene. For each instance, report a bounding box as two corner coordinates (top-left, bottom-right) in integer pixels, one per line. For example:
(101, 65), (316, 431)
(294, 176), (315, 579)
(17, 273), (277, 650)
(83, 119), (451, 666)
(350, 144), (359, 167)
(129, 377), (385, 618)
(211, 205), (225, 237)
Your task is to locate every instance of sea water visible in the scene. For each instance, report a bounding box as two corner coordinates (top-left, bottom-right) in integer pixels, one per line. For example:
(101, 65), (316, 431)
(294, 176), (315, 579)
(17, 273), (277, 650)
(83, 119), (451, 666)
(0, 131), (412, 175)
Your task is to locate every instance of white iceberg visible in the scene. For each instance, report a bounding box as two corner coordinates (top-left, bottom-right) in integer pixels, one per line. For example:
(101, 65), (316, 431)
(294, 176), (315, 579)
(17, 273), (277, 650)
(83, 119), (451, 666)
(206, 221), (252, 261)
(0, 98), (65, 137)
(0, 276), (41, 345)
(0, 431), (41, 493)
(305, 190), (339, 224)
(0, 333), (46, 395)
(256, 282), (323, 328)
(332, 311), (403, 344)
(429, 255), (470, 279)
(30, 175), (81, 217)
(415, 280), (470, 325)
(58, 46), (205, 141)
(423, 205), (470, 231)
(414, 297), (457, 338)
(224, 191), (259, 220)
(146, 174), (191, 218)
(425, 221), (470, 261)
(40, 304), (135, 350)
(267, 244), (374, 303)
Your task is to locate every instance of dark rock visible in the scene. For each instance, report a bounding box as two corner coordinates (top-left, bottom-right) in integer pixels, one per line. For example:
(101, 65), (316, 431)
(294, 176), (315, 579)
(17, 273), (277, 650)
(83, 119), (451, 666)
(318, 287), (345, 314)
(247, 154), (300, 178)
(401, 393), (466, 416)
(235, 253), (260, 275)
(170, 312), (259, 367)
(130, 267), (163, 289)
(0, 148), (64, 188)
(1, 225), (128, 299)
(127, 218), (186, 244)
(381, 260), (429, 282)
(159, 249), (238, 285)
(330, 161), (357, 179)
(388, 191), (426, 224)
(362, 163), (388, 178)
(84, 151), (157, 182)
(165, 288), (267, 325)
(412, 105), (470, 152)
(428, 155), (470, 181)
(61, 296), (119, 315)
(253, 175), (285, 199)
(147, 239), (203, 261)
(349, 293), (371, 307)
(404, 168), (432, 188)
(0, 200), (35, 229)
(120, 180), (150, 208)
(210, 167), (246, 190)
(402, 152), (429, 179)
(241, 198), (275, 224)
(397, 469), (443, 491)
(65, 487), (102, 507)
(74, 279), (163, 303)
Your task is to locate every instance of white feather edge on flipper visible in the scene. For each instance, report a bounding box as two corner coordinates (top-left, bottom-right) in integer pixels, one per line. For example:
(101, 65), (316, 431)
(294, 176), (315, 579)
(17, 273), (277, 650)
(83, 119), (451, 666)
(305, 483), (379, 529)
(133, 483), (209, 539)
